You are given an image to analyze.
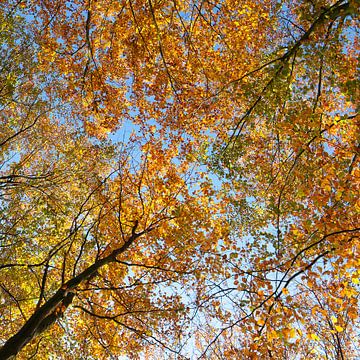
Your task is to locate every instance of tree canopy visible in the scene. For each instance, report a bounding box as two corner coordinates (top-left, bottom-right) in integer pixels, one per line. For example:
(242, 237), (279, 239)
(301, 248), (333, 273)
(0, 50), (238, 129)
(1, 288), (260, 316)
(0, 0), (359, 359)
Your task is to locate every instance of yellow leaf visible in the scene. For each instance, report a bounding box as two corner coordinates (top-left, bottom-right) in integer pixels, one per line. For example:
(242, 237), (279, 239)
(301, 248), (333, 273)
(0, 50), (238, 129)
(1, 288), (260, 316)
(335, 325), (344, 332)
(335, 190), (343, 200)
(267, 330), (278, 341)
(331, 315), (337, 324)
(321, 179), (332, 192)
(308, 333), (320, 341)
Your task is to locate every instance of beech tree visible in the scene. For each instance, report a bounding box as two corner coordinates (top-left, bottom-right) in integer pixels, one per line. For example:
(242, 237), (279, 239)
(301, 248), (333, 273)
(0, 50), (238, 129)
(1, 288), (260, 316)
(0, 0), (359, 359)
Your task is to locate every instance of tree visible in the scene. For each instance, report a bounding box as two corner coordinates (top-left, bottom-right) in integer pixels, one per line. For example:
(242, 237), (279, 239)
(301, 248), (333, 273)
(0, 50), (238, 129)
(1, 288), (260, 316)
(0, 0), (359, 359)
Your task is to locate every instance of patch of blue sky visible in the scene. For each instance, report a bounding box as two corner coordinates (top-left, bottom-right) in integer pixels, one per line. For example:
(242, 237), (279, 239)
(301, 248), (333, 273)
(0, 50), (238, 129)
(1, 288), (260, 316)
(106, 75), (136, 127)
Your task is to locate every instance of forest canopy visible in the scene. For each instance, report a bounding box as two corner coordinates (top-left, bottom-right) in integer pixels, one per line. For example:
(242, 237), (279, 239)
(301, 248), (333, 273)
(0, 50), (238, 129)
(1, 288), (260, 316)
(0, 0), (359, 359)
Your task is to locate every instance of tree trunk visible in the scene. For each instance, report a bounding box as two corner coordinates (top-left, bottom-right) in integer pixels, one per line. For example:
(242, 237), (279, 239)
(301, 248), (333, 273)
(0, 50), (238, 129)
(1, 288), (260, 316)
(0, 230), (141, 359)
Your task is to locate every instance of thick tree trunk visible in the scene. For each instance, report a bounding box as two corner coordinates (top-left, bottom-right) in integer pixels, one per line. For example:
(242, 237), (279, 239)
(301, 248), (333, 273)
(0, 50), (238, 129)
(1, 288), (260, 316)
(0, 231), (140, 360)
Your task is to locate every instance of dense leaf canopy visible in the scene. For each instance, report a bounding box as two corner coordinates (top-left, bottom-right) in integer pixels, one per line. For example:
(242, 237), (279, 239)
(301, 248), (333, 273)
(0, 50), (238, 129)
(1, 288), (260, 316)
(0, 0), (359, 359)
